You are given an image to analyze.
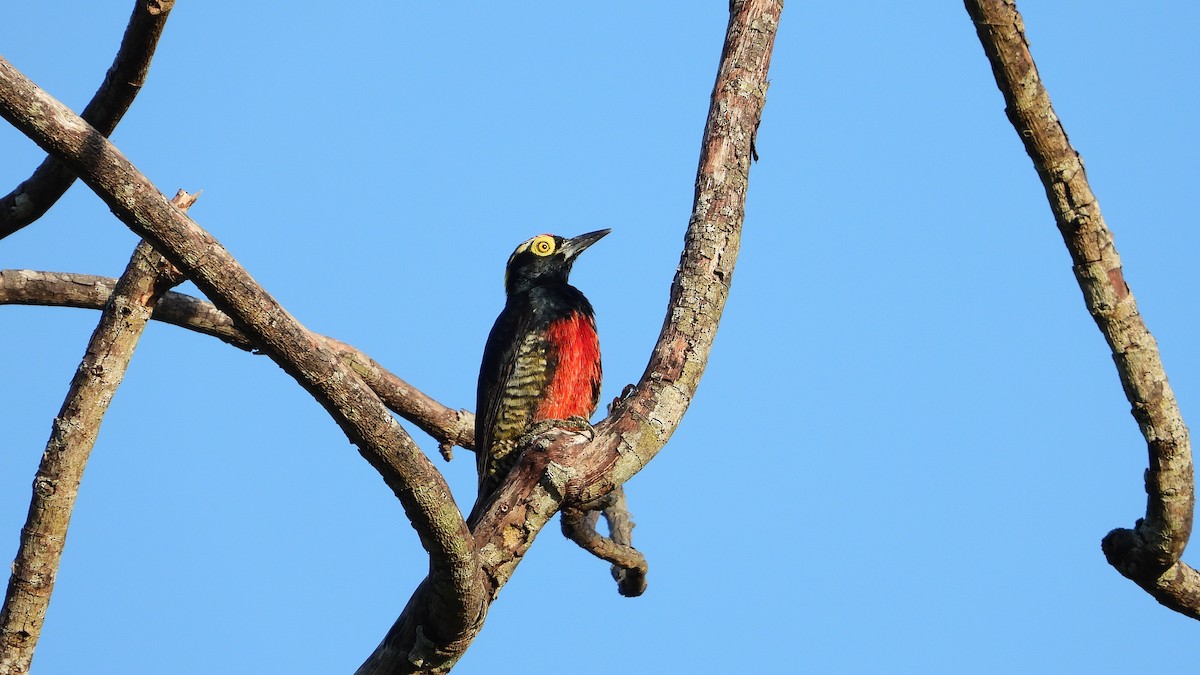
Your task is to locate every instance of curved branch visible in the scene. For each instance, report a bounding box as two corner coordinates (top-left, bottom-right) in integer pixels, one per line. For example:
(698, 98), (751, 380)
(360, 2), (782, 671)
(561, 488), (647, 598)
(0, 0), (175, 240)
(599, 488), (647, 597)
(566, 0), (779, 504)
(0, 191), (193, 672)
(562, 392), (648, 596)
(0, 269), (476, 452)
(0, 58), (485, 644)
(966, 0), (1197, 617)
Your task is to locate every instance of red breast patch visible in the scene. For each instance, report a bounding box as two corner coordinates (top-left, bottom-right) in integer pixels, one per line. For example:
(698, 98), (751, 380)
(536, 312), (601, 419)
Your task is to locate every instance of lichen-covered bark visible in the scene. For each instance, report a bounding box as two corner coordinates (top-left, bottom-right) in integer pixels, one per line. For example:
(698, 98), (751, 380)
(0, 192), (191, 674)
(0, 0), (780, 669)
(965, 0), (1198, 618)
(0, 54), (485, 650)
(358, 2), (782, 671)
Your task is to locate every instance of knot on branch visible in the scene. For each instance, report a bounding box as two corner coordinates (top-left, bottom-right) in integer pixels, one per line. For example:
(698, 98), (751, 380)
(1101, 520), (1177, 583)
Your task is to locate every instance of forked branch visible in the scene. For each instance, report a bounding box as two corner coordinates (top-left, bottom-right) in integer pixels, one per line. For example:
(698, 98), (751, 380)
(0, 0), (781, 670)
(0, 54), (485, 649)
(966, 0), (1198, 618)
(560, 389), (648, 596)
(0, 0), (175, 240)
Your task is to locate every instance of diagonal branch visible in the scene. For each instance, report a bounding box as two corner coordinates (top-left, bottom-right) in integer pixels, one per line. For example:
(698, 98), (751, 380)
(0, 0), (175, 240)
(0, 56), (485, 644)
(359, 1), (782, 671)
(965, 0), (1197, 618)
(0, 190), (194, 674)
(0, 269), (476, 453)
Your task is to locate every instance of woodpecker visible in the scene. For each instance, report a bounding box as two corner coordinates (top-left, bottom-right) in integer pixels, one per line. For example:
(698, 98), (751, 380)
(469, 229), (609, 523)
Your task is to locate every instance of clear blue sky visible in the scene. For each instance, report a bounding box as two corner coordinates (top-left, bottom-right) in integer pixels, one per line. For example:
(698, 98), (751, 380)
(3, 3), (1198, 673)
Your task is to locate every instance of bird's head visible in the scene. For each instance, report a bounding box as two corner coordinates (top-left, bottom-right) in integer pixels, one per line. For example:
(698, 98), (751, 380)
(504, 229), (610, 295)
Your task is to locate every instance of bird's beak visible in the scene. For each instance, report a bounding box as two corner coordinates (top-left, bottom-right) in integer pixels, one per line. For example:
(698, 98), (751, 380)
(561, 228), (611, 260)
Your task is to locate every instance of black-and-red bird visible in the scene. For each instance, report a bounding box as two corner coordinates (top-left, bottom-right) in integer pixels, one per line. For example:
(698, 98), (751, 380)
(469, 229), (609, 522)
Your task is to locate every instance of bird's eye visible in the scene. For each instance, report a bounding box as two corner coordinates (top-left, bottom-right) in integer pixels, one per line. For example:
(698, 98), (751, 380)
(530, 235), (555, 256)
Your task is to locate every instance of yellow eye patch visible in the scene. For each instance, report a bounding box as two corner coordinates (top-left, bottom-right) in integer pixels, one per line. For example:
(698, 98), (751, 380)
(529, 235), (556, 256)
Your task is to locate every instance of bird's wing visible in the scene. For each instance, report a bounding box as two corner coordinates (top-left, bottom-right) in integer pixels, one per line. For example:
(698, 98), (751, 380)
(476, 302), (543, 489)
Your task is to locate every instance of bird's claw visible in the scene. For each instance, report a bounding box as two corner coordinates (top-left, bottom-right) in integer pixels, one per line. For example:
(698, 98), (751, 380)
(561, 415), (595, 440)
(520, 417), (595, 450)
(607, 383), (637, 415)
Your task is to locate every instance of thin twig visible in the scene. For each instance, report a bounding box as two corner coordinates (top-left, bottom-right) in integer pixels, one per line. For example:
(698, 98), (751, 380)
(0, 0), (175, 240)
(0, 191), (194, 674)
(0, 269), (476, 452)
(560, 392), (648, 596)
(601, 488), (647, 597)
(561, 488), (648, 597)
(966, 0), (1197, 618)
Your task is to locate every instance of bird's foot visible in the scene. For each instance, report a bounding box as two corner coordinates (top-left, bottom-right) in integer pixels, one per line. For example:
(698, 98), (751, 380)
(519, 416), (595, 450)
(560, 415), (595, 437)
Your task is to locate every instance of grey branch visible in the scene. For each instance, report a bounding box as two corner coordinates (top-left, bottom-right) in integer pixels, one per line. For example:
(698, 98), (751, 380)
(0, 54), (485, 652)
(0, 0), (175, 240)
(966, 0), (1198, 618)
(359, 1), (782, 671)
(0, 191), (193, 673)
(0, 0), (781, 670)
(0, 269), (476, 453)
(0, 269), (252, 348)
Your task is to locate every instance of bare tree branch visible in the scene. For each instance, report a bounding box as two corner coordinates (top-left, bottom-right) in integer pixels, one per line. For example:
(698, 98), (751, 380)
(0, 0), (174, 240)
(359, 1), (782, 671)
(324, 337), (476, 454)
(561, 488), (647, 597)
(965, 0), (1198, 618)
(561, 0), (779, 507)
(0, 190), (193, 674)
(600, 488), (647, 597)
(0, 56), (486, 646)
(0, 269), (476, 452)
(560, 390), (647, 596)
(0, 0), (780, 667)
